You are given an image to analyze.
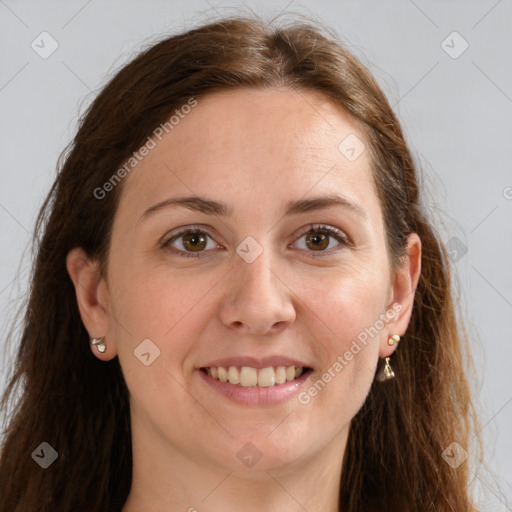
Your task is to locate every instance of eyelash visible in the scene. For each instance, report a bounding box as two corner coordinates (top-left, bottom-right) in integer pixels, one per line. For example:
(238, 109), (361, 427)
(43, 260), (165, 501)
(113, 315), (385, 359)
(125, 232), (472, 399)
(160, 224), (351, 259)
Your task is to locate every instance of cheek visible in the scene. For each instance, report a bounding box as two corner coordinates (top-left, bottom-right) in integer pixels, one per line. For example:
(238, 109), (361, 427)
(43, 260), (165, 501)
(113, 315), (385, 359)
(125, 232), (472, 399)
(109, 263), (224, 364)
(301, 262), (389, 344)
(296, 267), (387, 402)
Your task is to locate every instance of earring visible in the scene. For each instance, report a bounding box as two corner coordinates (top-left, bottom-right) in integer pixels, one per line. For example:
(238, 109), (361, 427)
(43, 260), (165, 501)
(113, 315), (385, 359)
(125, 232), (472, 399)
(388, 334), (400, 346)
(91, 337), (106, 353)
(376, 357), (396, 381)
(377, 334), (400, 381)
(383, 357), (395, 379)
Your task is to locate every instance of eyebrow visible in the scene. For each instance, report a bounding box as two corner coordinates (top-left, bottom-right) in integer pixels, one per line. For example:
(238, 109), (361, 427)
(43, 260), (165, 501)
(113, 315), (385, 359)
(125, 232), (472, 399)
(140, 193), (367, 221)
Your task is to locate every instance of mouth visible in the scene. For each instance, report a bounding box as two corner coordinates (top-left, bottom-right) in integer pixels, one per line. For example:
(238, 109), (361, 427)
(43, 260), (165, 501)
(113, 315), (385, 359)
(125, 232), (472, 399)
(200, 365), (313, 388)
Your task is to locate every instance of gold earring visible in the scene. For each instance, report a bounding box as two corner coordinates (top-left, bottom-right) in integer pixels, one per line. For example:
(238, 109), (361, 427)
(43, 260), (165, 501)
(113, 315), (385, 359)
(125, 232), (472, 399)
(91, 337), (106, 353)
(377, 334), (401, 381)
(388, 334), (400, 346)
(383, 357), (395, 379)
(377, 357), (396, 381)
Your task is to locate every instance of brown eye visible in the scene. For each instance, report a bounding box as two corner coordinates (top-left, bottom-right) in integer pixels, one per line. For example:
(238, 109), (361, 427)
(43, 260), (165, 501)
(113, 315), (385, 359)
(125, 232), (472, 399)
(161, 227), (218, 258)
(181, 232), (208, 252)
(305, 232), (330, 251)
(294, 225), (349, 257)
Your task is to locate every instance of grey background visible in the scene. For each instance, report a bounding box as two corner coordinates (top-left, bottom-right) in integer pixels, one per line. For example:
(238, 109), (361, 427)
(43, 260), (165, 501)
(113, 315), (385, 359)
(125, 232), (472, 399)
(1, 0), (510, 509)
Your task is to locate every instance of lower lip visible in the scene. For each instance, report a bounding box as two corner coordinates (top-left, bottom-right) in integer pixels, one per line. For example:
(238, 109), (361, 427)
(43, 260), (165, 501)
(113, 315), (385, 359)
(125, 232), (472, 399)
(197, 369), (312, 406)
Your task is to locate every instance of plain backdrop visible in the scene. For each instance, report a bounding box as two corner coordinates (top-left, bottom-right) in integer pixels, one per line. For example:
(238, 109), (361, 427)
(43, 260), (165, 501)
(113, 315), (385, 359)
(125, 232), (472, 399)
(1, 0), (511, 509)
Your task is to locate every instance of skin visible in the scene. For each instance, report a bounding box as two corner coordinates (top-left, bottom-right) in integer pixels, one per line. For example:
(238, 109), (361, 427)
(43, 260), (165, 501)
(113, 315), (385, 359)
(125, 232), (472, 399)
(67, 87), (421, 512)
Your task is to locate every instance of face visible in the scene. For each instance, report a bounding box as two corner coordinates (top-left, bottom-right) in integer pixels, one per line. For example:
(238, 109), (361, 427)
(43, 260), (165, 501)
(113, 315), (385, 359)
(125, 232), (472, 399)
(75, 87), (415, 476)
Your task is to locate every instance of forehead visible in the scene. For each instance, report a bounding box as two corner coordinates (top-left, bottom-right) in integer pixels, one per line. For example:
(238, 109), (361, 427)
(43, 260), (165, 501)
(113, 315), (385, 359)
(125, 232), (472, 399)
(116, 87), (380, 223)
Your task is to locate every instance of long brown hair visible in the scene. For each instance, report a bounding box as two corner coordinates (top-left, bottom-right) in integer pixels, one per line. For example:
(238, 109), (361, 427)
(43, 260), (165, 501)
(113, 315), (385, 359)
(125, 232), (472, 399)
(0, 14), (483, 511)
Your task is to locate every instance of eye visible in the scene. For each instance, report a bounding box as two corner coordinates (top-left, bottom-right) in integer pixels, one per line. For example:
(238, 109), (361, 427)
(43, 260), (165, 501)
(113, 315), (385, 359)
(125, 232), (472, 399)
(160, 226), (220, 258)
(160, 224), (350, 259)
(292, 224), (350, 257)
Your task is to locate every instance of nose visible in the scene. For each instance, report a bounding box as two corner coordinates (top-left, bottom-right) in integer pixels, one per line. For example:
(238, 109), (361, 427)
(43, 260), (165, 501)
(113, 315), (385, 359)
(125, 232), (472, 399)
(219, 246), (296, 336)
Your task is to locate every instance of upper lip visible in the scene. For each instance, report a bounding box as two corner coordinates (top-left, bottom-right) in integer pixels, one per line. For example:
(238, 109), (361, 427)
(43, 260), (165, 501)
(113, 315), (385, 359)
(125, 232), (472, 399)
(199, 356), (311, 369)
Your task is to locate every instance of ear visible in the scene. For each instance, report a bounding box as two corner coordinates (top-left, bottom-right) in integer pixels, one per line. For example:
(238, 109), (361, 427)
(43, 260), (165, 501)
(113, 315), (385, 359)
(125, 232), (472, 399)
(66, 247), (116, 360)
(379, 233), (422, 358)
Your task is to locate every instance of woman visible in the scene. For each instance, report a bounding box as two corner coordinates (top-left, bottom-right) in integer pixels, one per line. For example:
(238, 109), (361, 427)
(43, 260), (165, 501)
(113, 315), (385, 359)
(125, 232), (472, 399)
(0, 15), (482, 511)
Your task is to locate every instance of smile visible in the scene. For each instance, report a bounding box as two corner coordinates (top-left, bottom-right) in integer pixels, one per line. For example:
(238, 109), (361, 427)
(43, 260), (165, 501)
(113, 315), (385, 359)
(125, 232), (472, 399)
(200, 365), (309, 388)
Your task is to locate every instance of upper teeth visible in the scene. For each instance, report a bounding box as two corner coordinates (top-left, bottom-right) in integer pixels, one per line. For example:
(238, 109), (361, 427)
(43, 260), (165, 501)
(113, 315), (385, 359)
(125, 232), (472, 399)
(204, 366), (304, 387)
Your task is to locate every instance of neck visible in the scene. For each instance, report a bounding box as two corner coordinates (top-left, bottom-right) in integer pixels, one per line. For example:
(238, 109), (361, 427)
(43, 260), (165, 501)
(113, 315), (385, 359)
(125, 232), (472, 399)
(122, 416), (349, 512)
